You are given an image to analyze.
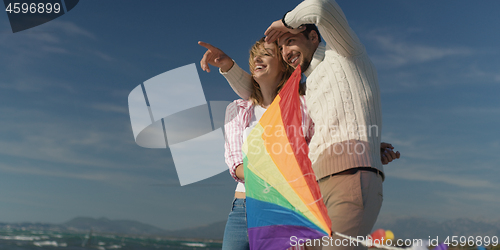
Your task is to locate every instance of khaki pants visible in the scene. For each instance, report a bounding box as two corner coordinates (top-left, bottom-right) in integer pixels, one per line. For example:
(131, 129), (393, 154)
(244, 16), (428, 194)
(309, 170), (383, 250)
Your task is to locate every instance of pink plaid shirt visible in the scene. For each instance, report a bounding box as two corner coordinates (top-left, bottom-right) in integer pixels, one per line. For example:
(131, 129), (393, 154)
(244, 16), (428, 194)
(224, 96), (314, 183)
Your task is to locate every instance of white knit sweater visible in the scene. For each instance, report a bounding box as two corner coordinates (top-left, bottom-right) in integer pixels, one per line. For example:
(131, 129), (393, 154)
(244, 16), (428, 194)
(221, 0), (383, 180)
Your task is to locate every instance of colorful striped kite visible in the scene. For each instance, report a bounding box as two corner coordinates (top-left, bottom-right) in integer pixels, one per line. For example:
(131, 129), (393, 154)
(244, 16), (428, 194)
(243, 66), (332, 250)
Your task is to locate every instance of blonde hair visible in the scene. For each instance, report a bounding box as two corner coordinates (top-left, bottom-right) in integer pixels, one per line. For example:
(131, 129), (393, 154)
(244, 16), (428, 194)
(248, 37), (300, 106)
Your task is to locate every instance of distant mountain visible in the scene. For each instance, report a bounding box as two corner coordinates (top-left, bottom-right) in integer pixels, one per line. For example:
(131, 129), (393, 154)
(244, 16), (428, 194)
(0, 217), (226, 240)
(0, 222), (65, 232)
(63, 217), (226, 239)
(5, 216), (498, 242)
(374, 217), (500, 240)
(63, 217), (168, 236)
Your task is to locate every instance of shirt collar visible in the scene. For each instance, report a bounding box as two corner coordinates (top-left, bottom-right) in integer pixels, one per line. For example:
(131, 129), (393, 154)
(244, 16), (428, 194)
(303, 42), (325, 77)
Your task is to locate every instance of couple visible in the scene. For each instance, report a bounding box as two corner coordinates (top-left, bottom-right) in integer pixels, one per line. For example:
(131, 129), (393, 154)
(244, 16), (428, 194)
(200, 0), (400, 249)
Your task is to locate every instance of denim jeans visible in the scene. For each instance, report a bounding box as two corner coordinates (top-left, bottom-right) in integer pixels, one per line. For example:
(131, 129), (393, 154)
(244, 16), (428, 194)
(221, 198), (249, 250)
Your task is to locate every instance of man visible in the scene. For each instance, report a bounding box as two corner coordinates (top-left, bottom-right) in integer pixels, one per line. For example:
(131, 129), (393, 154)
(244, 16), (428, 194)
(264, 2), (388, 248)
(199, 1), (400, 248)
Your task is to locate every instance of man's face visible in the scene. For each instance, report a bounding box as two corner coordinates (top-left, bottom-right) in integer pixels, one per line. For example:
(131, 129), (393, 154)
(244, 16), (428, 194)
(278, 32), (316, 71)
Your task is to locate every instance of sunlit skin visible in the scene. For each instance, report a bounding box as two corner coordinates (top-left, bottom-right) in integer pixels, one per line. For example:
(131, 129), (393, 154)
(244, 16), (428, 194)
(251, 42), (285, 107)
(235, 42), (286, 180)
(278, 31), (319, 71)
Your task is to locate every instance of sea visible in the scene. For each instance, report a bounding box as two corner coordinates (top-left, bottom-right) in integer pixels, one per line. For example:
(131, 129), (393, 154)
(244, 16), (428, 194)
(0, 229), (222, 250)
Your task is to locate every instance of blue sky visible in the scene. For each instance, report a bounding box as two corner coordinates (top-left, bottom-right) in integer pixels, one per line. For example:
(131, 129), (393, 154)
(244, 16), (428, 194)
(1, 1), (500, 231)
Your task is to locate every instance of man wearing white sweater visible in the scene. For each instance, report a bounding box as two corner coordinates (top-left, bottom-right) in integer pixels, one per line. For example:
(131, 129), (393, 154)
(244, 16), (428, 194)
(210, 0), (390, 249)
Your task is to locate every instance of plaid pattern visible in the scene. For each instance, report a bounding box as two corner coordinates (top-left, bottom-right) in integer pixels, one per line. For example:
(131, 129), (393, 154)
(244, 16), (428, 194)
(224, 96), (314, 183)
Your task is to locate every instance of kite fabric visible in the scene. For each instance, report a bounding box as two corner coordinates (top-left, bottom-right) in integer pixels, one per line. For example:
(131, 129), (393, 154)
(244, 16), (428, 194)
(243, 66), (332, 250)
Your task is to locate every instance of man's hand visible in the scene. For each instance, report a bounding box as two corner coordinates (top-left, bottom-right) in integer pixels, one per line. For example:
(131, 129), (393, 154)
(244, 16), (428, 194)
(198, 41), (234, 73)
(380, 142), (401, 165)
(264, 20), (306, 43)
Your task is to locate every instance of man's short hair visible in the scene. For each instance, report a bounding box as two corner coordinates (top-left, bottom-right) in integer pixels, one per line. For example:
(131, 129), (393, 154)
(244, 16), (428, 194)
(301, 24), (321, 43)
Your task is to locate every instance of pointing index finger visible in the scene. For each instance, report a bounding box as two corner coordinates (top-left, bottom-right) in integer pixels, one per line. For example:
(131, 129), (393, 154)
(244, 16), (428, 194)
(198, 41), (216, 51)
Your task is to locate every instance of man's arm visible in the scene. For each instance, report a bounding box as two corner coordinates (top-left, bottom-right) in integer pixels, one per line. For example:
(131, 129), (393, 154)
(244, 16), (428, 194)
(220, 63), (253, 101)
(198, 41), (253, 100)
(266, 0), (363, 57)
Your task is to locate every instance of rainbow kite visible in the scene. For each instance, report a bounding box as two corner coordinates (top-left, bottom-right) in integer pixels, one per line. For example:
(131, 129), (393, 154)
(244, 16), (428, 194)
(243, 66), (332, 250)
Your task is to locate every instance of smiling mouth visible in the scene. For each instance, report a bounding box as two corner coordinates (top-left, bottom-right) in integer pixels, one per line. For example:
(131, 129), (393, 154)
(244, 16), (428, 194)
(255, 65), (267, 72)
(288, 54), (300, 66)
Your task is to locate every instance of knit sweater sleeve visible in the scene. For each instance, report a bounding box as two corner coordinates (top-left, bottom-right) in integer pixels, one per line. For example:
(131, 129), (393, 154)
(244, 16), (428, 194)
(220, 62), (253, 101)
(283, 0), (364, 57)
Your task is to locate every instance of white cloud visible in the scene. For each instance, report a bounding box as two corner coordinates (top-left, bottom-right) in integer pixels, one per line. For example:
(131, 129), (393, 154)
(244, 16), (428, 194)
(1, 20), (94, 53)
(0, 75), (76, 92)
(91, 103), (129, 115)
(40, 20), (96, 40)
(365, 30), (472, 69)
(0, 105), (172, 182)
(449, 106), (500, 116)
(464, 65), (500, 83)
(0, 161), (158, 184)
(0, 20), (116, 86)
(382, 130), (500, 189)
(387, 166), (498, 189)
(381, 132), (449, 161)
(435, 190), (500, 204)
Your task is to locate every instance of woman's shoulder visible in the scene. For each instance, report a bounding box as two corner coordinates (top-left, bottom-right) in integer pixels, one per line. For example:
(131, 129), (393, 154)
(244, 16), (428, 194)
(225, 99), (253, 117)
(228, 99), (253, 110)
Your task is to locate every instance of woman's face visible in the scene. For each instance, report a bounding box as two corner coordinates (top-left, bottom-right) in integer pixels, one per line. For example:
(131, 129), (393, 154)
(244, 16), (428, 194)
(251, 42), (284, 87)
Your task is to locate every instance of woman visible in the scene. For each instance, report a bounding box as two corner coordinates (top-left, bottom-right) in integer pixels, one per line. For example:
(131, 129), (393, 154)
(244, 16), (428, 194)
(201, 38), (310, 250)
